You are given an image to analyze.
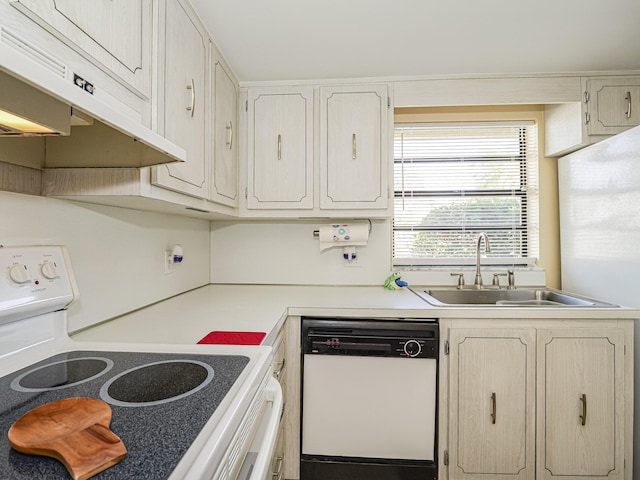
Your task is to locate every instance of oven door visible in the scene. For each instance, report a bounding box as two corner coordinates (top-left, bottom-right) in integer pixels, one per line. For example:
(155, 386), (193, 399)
(233, 377), (283, 480)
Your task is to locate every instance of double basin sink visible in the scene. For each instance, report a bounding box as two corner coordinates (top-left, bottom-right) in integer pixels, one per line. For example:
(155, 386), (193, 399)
(411, 287), (616, 307)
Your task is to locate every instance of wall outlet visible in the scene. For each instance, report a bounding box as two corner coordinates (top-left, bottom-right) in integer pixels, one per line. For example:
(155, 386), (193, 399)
(164, 250), (173, 274)
(344, 257), (361, 268)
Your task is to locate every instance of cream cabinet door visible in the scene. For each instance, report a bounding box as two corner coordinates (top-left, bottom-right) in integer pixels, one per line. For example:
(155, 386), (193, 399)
(537, 329), (625, 480)
(587, 77), (640, 135)
(247, 87), (314, 209)
(10, 0), (151, 96)
(210, 59), (238, 207)
(319, 84), (388, 210)
(449, 329), (535, 480)
(153, 0), (209, 198)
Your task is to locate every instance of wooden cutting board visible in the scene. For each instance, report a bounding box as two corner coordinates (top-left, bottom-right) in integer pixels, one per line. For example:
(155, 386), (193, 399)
(8, 397), (127, 480)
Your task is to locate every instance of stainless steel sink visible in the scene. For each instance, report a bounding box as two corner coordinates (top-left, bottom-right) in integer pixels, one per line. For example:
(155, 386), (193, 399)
(411, 287), (616, 307)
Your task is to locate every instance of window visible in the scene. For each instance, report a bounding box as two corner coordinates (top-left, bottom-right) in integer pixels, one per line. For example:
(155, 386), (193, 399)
(393, 122), (539, 266)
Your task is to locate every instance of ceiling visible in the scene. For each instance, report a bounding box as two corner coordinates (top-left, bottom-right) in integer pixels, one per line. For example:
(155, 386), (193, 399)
(189, 0), (640, 83)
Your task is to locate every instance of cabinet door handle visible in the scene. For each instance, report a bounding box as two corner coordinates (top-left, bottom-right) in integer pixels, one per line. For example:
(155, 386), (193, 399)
(625, 91), (632, 119)
(272, 455), (284, 479)
(226, 121), (233, 149)
(490, 392), (496, 424)
(579, 393), (587, 426)
(186, 79), (195, 117)
(274, 358), (286, 379)
(352, 133), (357, 159)
(277, 134), (282, 160)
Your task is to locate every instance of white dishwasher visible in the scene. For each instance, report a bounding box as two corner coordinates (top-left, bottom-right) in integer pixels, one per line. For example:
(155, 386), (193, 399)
(301, 317), (438, 480)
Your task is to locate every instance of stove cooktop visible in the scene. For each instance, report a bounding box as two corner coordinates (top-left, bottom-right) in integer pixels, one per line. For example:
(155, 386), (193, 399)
(0, 350), (250, 480)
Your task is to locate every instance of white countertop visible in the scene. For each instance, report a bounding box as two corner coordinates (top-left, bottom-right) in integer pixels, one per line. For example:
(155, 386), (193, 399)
(71, 284), (639, 347)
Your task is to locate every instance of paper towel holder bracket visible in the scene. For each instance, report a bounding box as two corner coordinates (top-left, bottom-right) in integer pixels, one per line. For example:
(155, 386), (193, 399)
(313, 219), (372, 237)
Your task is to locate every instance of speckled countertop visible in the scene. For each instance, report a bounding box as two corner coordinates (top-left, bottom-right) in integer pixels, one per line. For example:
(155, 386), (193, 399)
(0, 350), (249, 480)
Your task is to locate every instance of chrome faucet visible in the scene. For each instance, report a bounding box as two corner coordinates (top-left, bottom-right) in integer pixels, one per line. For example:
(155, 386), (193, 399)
(474, 232), (491, 288)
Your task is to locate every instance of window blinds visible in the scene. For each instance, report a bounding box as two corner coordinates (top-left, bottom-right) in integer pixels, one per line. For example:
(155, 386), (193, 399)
(393, 122), (539, 266)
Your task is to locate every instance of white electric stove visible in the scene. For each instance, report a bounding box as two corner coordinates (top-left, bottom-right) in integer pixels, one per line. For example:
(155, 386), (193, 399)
(0, 245), (282, 480)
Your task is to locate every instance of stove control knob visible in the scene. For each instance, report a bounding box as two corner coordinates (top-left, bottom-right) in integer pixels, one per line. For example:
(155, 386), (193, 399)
(9, 264), (31, 284)
(404, 339), (422, 357)
(41, 262), (59, 279)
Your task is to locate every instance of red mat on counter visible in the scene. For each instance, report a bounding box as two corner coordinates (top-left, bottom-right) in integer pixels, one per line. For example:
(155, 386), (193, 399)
(197, 331), (266, 345)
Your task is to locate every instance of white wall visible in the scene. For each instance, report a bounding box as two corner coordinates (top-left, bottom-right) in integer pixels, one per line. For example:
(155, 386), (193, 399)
(210, 220), (393, 285)
(0, 191), (211, 332)
(210, 219), (546, 287)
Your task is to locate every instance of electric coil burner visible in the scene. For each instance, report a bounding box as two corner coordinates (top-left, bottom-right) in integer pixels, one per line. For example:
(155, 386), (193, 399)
(0, 246), (281, 480)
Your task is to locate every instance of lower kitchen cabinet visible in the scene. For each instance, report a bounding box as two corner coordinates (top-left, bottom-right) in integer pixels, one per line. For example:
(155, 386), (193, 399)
(447, 322), (631, 480)
(283, 316), (302, 479)
(537, 329), (625, 479)
(273, 316), (302, 480)
(448, 329), (536, 480)
(270, 328), (287, 479)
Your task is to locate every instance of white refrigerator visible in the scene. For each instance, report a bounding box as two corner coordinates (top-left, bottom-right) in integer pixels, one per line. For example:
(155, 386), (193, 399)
(558, 124), (640, 470)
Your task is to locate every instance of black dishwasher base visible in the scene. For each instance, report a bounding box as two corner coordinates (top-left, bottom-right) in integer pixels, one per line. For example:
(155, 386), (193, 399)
(301, 456), (437, 480)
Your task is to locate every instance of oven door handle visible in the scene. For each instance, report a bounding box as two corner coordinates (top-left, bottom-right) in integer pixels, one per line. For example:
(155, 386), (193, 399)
(241, 377), (283, 480)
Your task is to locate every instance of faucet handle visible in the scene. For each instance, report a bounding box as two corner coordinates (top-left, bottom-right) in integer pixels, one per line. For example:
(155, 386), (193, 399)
(507, 269), (516, 289)
(492, 273), (507, 288)
(450, 273), (465, 289)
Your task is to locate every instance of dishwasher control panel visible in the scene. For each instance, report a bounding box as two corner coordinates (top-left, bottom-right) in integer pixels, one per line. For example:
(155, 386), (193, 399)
(302, 317), (438, 359)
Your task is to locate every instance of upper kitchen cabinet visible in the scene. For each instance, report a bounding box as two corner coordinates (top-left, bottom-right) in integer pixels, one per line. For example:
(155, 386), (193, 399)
(584, 76), (640, 135)
(241, 83), (392, 218)
(9, 0), (152, 98)
(545, 75), (640, 157)
(319, 84), (389, 210)
(152, 0), (209, 199)
(210, 55), (239, 207)
(246, 86), (314, 210)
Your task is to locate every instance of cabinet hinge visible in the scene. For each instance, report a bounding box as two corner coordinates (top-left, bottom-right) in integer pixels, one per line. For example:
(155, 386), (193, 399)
(584, 112), (590, 125)
(444, 340), (449, 355)
(443, 449), (449, 466)
(583, 91), (590, 103)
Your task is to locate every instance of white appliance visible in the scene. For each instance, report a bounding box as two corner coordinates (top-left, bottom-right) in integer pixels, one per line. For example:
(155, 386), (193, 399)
(301, 317), (438, 480)
(0, 245), (281, 480)
(557, 124), (640, 473)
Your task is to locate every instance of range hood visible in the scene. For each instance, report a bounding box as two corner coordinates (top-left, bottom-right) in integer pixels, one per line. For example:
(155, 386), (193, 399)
(0, 45), (186, 168)
(0, 71), (70, 136)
